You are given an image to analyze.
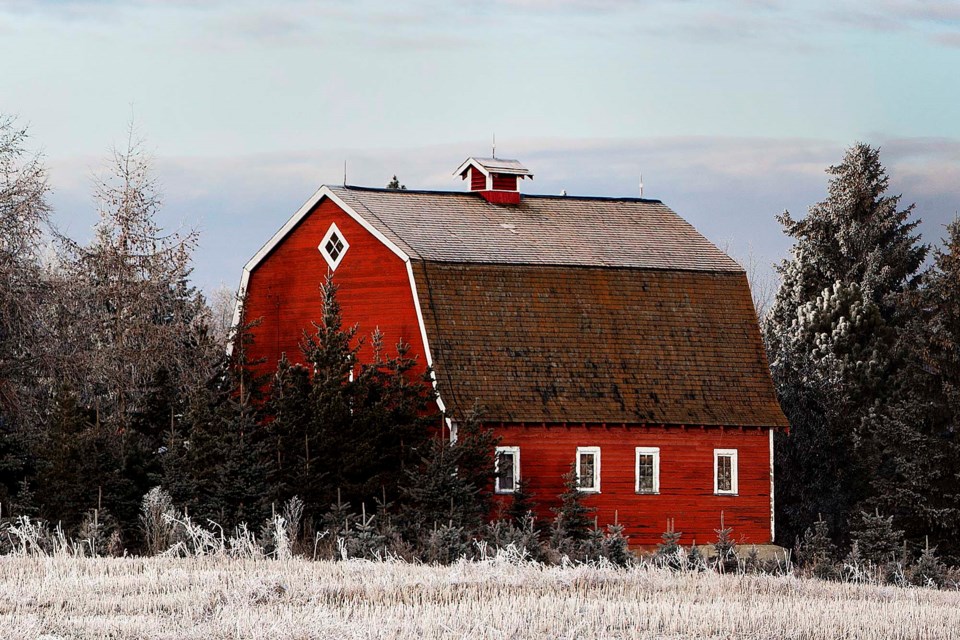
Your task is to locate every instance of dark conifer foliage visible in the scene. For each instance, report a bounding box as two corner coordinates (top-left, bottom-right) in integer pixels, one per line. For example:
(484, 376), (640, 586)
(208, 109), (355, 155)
(268, 275), (441, 523)
(767, 143), (960, 560)
(400, 408), (498, 536)
(550, 466), (595, 549)
(161, 322), (273, 532)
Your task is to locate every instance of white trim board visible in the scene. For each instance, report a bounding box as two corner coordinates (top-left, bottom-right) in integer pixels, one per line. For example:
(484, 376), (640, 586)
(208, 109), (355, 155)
(634, 446), (660, 494)
(769, 429), (775, 541)
(576, 446), (601, 493)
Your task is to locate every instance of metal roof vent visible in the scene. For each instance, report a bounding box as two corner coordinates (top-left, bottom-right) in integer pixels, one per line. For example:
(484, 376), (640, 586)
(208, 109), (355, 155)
(454, 157), (533, 205)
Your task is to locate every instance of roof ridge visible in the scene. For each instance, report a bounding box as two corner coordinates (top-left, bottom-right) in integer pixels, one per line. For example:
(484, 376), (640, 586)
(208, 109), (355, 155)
(334, 184), (663, 204)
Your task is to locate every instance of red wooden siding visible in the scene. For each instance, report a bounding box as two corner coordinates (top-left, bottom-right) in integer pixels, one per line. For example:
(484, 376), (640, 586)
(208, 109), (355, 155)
(491, 174), (518, 191)
(243, 198), (429, 381)
(492, 424), (772, 546)
(470, 167), (486, 191)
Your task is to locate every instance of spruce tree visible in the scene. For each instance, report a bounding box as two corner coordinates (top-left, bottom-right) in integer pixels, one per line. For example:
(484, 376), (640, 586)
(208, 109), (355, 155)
(892, 219), (960, 560)
(550, 466), (594, 555)
(399, 409), (496, 537)
(269, 274), (440, 523)
(162, 321), (272, 532)
(766, 143), (928, 545)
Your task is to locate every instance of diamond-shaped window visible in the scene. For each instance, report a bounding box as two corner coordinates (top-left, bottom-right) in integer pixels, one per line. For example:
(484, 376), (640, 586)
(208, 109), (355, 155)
(319, 223), (349, 270)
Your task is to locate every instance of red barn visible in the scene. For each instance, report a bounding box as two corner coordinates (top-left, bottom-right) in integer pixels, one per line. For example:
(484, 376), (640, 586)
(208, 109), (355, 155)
(236, 157), (789, 546)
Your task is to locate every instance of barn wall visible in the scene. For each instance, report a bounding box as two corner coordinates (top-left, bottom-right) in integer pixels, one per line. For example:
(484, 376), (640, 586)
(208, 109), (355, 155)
(492, 424), (773, 546)
(243, 198), (429, 380)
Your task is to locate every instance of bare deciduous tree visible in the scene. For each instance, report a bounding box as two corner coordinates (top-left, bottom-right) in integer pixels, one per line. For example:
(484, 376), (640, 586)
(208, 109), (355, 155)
(206, 283), (238, 350)
(0, 116), (52, 418)
(52, 127), (214, 430)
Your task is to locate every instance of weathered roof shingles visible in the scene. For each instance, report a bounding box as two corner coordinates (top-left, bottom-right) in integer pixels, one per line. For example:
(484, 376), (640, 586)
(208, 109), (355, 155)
(329, 186), (787, 428)
(330, 186), (742, 272)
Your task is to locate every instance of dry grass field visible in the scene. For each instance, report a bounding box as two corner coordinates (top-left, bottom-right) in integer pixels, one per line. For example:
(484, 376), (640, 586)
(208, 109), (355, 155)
(0, 556), (957, 639)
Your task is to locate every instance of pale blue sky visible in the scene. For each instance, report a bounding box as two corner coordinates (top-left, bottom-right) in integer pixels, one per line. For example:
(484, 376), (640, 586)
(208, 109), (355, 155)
(2, 0), (959, 293)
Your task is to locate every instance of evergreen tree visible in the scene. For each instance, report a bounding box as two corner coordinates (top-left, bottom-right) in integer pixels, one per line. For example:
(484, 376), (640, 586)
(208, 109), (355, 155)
(163, 320), (272, 531)
(33, 390), (154, 537)
(268, 274), (440, 522)
(386, 175), (406, 190)
(849, 510), (904, 566)
(766, 143), (928, 545)
(550, 466), (594, 554)
(400, 409), (497, 536)
(506, 478), (537, 527)
(890, 218), (960, 559)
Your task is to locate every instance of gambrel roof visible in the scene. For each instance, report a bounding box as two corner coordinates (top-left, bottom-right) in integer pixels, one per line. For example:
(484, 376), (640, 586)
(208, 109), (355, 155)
(242, 185), (788, 428)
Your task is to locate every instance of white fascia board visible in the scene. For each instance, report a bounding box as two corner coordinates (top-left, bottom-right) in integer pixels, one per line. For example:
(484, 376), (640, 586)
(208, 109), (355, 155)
(406, 260), (446, 414)
(453, 158), (490, 178)
(225, 274), (248, 358)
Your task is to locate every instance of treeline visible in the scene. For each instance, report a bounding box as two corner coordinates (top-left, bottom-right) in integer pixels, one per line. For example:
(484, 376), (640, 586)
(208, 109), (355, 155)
(766, 143), (960, 564)
(1, 118), (959, 568)
(0, 118), (223, 540)
(0, 118), (627, 560)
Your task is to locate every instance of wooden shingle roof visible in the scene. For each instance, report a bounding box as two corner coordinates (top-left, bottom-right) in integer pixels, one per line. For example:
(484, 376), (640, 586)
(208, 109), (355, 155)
(329, 186), (742, 272)
(411, 262), (788, 427)
(325, 186), (786, 427)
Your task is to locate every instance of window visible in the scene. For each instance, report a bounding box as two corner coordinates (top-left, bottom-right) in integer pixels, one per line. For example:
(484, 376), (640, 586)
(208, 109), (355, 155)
(495, 446), (520, 494)
(714, 449), (738, 495)
(319, 222), (350, 270)
(576, 447), (601, 493)
(635, 447), (660, 494)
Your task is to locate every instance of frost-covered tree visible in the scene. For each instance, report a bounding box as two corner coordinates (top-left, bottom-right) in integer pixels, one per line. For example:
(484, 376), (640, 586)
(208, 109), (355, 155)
(52, 130), (213, 433)
(0, 116), (51, 418)
(766, 143), (928, 545)
(916, 219), (960, 426)
(889, 219), (960, 559)
(0, 117), (53, 510)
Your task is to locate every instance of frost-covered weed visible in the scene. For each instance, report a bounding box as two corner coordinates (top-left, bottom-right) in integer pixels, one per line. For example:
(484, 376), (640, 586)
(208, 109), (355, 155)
(140, 487), (176, 556)
(4, 556), (959, 639)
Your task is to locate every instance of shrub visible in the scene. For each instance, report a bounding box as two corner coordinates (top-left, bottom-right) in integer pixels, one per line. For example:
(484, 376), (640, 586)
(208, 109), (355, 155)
(140, 486), (176, 556)
(797, 516), (838, 580)
(910, 539), (947, 589)
(600, 523), (632, 567)
(655, 520), (683, 569)
(484, 514), (545, 562)
(425, 523), (471, 565)
(713, 513), (738, 573)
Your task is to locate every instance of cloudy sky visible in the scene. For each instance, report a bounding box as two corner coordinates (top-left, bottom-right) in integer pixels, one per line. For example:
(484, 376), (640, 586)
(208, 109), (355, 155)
(2, 0), (959, 294)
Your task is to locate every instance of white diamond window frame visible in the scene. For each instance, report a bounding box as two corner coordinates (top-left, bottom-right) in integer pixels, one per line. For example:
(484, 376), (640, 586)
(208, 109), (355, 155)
(319, 223), (350, 271)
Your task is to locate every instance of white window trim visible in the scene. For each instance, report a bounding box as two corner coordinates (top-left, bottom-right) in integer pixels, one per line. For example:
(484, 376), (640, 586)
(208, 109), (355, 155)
(318, 222), (350, 271)
(495, 446), (520, 494)
(635, 447), (660, 494)
(714, 448), (739, 495)
(576, 446), (601, 493)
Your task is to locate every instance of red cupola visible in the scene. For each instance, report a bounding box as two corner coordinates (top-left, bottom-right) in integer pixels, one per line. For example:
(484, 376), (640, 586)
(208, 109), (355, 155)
(454, 157), (533, 205)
